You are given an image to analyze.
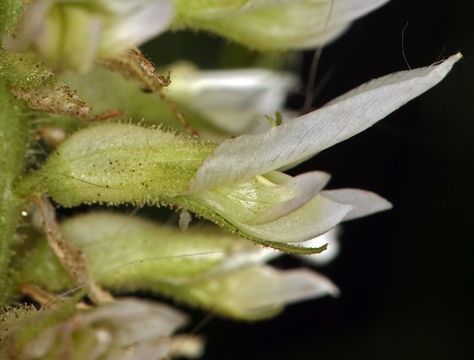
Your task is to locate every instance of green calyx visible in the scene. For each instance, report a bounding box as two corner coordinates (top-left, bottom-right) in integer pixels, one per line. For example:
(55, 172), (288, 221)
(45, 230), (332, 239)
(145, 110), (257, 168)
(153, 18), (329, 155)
(18, 123), (216, 206)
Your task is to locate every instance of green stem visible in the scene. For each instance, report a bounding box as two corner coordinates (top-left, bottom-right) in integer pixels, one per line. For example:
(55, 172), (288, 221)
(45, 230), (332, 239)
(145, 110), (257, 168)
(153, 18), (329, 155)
(0, 81), (29, 305)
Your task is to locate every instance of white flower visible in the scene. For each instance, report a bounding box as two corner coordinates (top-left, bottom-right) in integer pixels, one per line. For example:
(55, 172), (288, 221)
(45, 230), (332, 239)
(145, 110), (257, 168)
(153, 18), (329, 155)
(183, 54), (461, 248)
(4, 0), (174, 72)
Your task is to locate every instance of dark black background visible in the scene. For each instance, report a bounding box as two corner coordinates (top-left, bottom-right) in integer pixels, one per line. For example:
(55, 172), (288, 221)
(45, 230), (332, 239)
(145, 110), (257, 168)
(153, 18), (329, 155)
(144, 1), (473, 359)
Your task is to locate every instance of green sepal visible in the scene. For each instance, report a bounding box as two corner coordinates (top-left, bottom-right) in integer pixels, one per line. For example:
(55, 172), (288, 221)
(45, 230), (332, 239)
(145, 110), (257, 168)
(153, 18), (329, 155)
(17, 123), (216, 206)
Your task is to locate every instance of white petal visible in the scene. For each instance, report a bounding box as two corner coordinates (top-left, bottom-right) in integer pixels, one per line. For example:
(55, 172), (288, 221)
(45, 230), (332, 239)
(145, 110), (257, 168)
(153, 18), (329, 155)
(250, 171), (331, 225)
(322, 188), (392, 221)
(167, 335), (205, 359)
(231, 266), (339, 309)
(205, 245), (280, 277)
(184, 265), (339, 319)
(191, 191), (352, 243)
(107, 341), (170, 360)
(101, 0), (173, 54)
(189, 54), (461, 192)
(82, 298), (188, 346)
(327, 0), (391, 28)
(166, 66), (297, 134)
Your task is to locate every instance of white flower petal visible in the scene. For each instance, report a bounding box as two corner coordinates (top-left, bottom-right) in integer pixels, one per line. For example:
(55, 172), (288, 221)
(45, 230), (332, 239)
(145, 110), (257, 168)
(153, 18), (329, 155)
(229, 266), (339, 310)
(205, 245), (280, 277)
(100, 0), (174, 55)
(322, 188), (392, 221)
(189, 53), (461, 192)
(167, 335), (205, 359)
(326, 0), (391, 28)
(178, 265), (339, 319)
(108, 341), (170, 360)
(249, 171), (331, 225)
(190, 191), (352, 243)
(82, 298), (188, 346)
(165, 65), (297, 134)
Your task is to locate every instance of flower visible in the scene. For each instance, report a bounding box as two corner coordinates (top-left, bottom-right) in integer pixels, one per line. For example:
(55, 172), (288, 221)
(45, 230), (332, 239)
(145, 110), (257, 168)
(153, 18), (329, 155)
(182, 53), (462, 250)
(3, 0), (174, 72)
(172, 0), (391, 50)
(21, 54), (461, 253)
(20, 211), (339, 320)
(1, 297), (203, 359)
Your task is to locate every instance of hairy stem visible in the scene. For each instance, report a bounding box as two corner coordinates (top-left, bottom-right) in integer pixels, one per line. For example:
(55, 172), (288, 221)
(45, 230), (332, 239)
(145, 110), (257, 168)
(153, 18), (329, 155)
(0, 81), (28, 305)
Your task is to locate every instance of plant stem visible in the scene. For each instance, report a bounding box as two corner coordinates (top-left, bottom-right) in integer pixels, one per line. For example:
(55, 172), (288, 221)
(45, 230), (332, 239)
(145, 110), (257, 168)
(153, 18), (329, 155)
(0, 81), (28, 305)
